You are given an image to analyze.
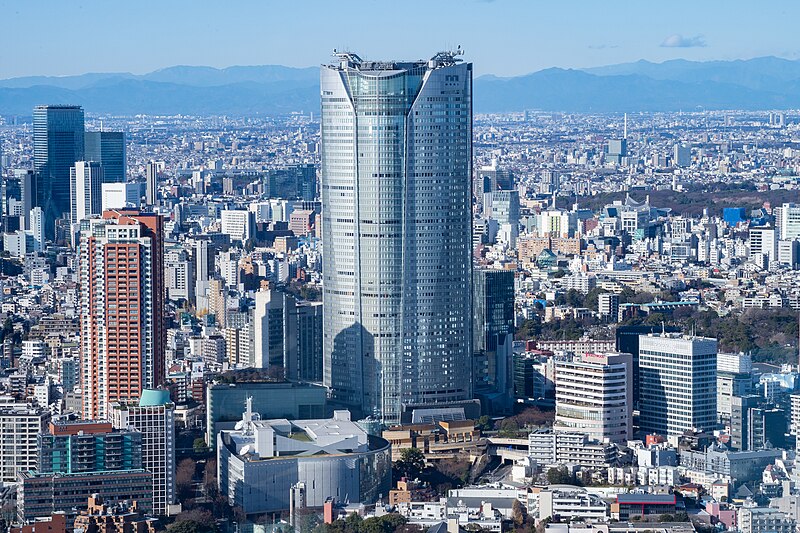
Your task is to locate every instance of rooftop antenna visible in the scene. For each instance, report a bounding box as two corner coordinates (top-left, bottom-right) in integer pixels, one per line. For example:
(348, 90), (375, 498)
(624, 113), (628, 139)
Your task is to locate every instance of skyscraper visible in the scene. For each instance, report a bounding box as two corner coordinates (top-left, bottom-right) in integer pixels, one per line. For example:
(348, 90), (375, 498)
(473, 269), (515, 410)
(321, 51), (473, 423)
(145, 162), (159, 206)
(33, 105), (85, 238)
(85, 131), (127, 183)
(638, 334), (717, 436)
(71, 161), (105, 224)
(79, 210), (165, 420)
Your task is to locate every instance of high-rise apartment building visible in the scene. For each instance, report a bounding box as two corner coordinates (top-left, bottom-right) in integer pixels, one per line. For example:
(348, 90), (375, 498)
(71, 161), (105, 224)
(110, 390), (176, 516)
(85, 131), (126, 183)
(79, 210), (165, 419)
(554, 352), (632, 444)
(0, 400), (48, 483)
(33, 105), (85, 238)
(598, 293), (620, 321)
(638, 334), (717, 436)
(321, 51), (473, 423)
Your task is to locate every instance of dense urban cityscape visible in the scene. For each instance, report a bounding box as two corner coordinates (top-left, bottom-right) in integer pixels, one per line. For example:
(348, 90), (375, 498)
(2, 9), (800, 533)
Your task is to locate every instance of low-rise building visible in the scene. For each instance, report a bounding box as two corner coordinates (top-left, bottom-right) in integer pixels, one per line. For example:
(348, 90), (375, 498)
(218, 403), (391, 515)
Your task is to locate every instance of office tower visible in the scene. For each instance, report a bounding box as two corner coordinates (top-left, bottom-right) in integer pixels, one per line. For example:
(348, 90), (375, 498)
(490, 190), (520, 246)
(254, 289), (289, 370)
(267, 164), (317, 201)
(321, 51), (473, 423)
(729, 395), (785, 451)
(291, 300), (324, 382)
(717, 371), (752, 425)
(15, 169), (35, 230)
(145, 162), (158, 205)
(791, 394), (800, 449)
(85, 131), (126, 182)
(615, 325), (680, 408)
(79, 210), (165, 419)
(33, 105), (85, 238)
(606, 139), (627, 164)
(220, 209), (254, 243)
(673, 144), (691, 167)
(777, 239), (799, 268)
(102, 182), (141, 211)
(473, 269), (515, 410)
(30, 207), (44, 252)
(638, 334), (717, 436)
(778, 203), (800, 240)
(554, 352), (633, 443)
(598, 293), (620, 321)
(110, 390), (176, 516)
(749, 225), (777, 267)
(71, 161), (104, 223)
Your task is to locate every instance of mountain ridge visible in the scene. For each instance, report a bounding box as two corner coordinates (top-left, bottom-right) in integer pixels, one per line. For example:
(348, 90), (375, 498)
(2, 57), (799, 115)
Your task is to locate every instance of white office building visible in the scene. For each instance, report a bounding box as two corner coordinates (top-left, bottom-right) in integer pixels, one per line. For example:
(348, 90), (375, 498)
(70, 161), (104, 223)
(554, 352), (632, 443)
(220, 209), (254, 243)
(102, 182), (141, 211)
(639, 334), (717, 436)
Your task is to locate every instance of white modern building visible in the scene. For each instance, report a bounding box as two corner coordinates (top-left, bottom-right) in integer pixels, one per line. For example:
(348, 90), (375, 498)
(0, 398), (48, 483)
(70, 161), (104, 224)
(597, 293), (619, 321)
(110, 390), (176, 516)
(738, 507), (795, 533)
(102, 182), (141, 211)
(749, 226), (777, 267)
(220, 209), (253, 244)
(639, 334), (717, 436)
(217, 404), (390, 515)
(778, 203), (800, 240)
(554, 352), (632, 443)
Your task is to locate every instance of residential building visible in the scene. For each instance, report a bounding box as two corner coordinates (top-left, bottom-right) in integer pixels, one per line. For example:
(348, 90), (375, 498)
(79, 211), (165, 420)
(110, 390), (176, 516)
(0, 401), (48, 483)
(554, 352), (632, 443)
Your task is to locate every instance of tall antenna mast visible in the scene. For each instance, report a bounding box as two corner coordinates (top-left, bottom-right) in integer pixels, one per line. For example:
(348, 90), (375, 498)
(624, 113), (628, 139)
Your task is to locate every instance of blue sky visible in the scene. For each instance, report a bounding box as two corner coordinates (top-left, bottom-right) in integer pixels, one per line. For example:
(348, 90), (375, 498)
(1, 0), (798, 78)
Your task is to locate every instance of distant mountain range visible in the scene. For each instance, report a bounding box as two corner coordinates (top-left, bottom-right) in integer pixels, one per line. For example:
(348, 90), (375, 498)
(2, 57), (799, 116)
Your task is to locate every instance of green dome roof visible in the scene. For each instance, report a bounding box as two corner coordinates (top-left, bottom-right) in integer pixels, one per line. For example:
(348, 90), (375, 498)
(139, 389), (171, 406)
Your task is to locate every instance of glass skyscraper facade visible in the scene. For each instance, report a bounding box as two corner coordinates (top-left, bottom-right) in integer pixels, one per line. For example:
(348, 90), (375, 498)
(33, 105), (85, 238)
(320, 52), (473, 424)
(85, 131), (127, 183)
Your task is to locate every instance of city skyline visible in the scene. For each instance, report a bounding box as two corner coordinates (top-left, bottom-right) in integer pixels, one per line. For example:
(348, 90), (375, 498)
(2, 0), (799, 79)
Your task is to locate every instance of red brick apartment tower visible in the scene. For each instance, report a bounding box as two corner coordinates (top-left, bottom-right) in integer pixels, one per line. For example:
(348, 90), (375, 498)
(80, 210), (164, 420)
